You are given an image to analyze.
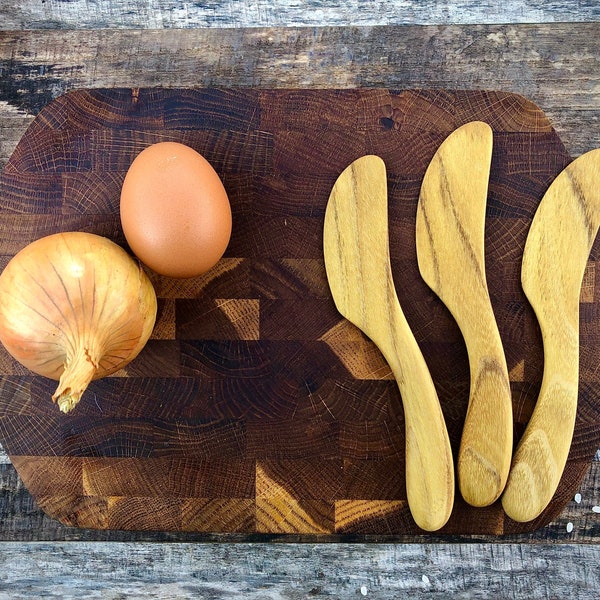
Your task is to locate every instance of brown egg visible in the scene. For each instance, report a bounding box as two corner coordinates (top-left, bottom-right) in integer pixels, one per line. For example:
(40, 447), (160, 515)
(120, 142), (232, 278)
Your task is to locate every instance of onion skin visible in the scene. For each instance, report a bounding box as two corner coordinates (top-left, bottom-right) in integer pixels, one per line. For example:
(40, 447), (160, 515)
(0, 232), (157, 413)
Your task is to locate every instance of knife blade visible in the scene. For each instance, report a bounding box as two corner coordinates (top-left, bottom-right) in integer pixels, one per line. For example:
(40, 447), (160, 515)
(323, 154), (454, 531)
(415, 121), (513, 507)
(502, 147), (600, 522)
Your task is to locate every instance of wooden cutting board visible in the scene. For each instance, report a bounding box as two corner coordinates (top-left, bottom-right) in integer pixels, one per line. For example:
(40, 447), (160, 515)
(0, 88), (598, 535)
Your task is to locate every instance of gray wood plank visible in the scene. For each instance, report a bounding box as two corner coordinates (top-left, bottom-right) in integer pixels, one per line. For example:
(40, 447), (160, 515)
(0, 541), (597, 599)
(1, 24), (600, 159)
(0, 0), (599, 29)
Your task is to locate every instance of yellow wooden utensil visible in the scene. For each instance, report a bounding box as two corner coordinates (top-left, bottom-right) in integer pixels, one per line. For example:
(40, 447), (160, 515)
(416, 121), (513, 507)
(323, 155), (454, 532)
(502, 148), (600, 522)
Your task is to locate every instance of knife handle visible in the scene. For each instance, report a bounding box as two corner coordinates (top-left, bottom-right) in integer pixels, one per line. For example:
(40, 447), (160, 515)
(458, 321), (513, 507)
(501, 333), (579, 522)
(381, 296), (455, 532)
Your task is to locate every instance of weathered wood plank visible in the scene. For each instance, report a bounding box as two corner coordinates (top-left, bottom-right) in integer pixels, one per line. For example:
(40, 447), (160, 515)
(1, 24), (599, 163)
(0, 0), (599, 29)
(0, 541), (597, 599)
(0, 25), (598, 109)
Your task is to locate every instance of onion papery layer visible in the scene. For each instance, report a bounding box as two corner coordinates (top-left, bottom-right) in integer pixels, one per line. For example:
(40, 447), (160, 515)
(0, 232), (158, 413)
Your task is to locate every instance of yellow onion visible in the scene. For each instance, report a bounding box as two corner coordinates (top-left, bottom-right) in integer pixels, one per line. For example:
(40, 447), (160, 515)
(0, 232), (157, 413)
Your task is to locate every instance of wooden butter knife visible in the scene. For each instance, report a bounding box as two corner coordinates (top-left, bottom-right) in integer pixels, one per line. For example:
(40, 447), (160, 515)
(415, 121), (513, 507)
(323, 155), (454, 531)
(502, 148), (600, 522)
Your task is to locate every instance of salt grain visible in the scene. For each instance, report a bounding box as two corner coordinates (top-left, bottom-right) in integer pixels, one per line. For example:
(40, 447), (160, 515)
(360, 585), (368, 596)
(574, 493), (582, 504)
(592, 506), (600, 514)
(422, 575), (430, 585)
(566, 522), (574, 533)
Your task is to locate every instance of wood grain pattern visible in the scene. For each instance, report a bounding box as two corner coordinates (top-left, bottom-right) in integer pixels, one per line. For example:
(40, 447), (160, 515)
(2, 24), (600, 161)
(323, 155), (454, 531)
(0, 540), (597, 599)
(1, 0), (598, 29)
(416, 122), (512, 508)
(0, 87), (598, 536)
(502, 148), (600, 522)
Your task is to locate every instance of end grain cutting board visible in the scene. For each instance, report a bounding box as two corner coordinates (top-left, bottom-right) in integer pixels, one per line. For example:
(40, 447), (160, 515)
(0, 88), (598, 535)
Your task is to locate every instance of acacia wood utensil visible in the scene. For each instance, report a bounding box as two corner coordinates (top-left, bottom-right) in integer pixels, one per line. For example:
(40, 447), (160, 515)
(323, 154), (455, 531)
(501, 148), (600, 522)
(416, 121), (513, 507)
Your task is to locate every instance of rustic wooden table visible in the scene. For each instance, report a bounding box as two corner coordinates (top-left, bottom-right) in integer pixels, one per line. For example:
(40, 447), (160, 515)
(0, 2), (599, 598)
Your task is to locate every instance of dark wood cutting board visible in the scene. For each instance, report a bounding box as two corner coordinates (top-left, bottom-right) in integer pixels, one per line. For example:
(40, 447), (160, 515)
(0, 88), (598, 535)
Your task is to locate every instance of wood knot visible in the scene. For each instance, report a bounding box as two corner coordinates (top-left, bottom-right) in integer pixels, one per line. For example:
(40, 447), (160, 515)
(380, 104), (403, 130)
